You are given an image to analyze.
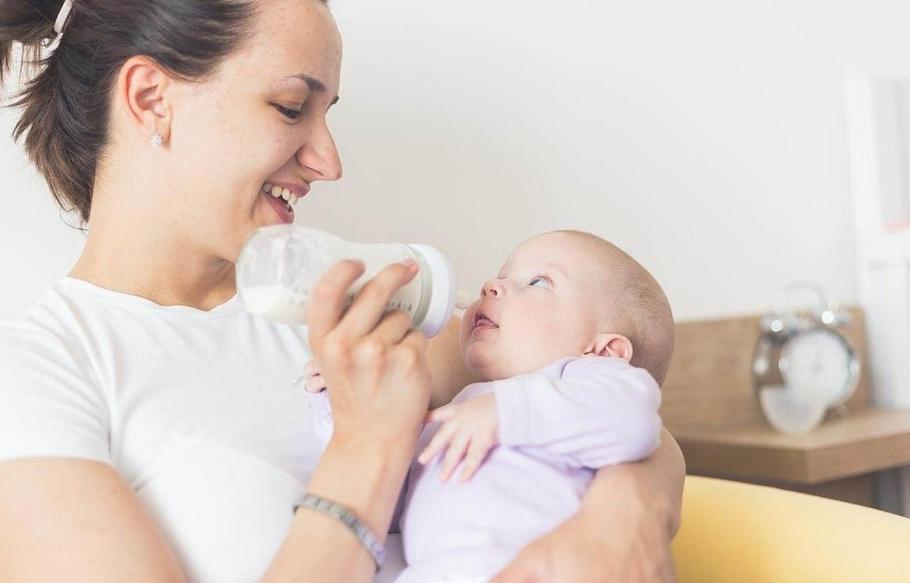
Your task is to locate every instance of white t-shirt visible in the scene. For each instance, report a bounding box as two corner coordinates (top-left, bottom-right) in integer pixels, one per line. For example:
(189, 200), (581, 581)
(0, 277), (406, 583)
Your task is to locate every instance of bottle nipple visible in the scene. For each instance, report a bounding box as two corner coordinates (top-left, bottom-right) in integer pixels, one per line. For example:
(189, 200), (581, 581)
(456, 289), (475, 310)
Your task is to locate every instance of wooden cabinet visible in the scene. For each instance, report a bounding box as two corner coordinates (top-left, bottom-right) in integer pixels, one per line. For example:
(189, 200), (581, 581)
(662, 308), (910, 514)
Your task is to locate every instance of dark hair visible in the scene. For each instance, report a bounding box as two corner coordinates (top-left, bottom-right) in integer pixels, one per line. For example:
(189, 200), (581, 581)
(0, 0), (257, 225)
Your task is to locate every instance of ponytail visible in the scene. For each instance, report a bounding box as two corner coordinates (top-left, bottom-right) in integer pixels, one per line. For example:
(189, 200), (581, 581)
(0, 0), (256, 225)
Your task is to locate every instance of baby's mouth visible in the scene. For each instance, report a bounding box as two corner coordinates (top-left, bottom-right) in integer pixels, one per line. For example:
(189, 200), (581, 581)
(473, 310), (499, 330)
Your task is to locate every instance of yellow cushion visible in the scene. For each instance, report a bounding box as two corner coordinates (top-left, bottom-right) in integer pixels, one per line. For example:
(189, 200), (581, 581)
(672, 476), (910, 583)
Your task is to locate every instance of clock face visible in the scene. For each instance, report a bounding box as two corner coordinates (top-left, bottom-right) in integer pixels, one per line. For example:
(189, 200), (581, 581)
(759, 384), (829, 434)
(779, 328), (858, 406)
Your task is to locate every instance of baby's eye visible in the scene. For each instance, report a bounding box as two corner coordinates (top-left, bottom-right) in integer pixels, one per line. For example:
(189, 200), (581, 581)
(528, 277), (551, 289)
(273, 104), (303, 120)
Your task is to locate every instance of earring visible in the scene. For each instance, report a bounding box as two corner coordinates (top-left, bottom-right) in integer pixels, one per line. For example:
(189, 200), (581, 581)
(150, 131), (164, 149)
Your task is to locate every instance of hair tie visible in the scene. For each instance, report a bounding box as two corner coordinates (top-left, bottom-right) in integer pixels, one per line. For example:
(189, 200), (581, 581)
(54, 0), (74, 35)
(42, 0), (74, 54)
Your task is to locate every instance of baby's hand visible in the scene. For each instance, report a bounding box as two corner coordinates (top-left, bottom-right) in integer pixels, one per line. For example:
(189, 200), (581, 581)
(417, 393), (499, 482)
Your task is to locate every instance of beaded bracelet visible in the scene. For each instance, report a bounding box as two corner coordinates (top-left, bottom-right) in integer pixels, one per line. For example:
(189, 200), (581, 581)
(292, 493), (385, 572)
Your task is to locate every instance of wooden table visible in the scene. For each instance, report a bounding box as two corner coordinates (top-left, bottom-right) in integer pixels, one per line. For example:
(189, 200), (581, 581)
(673, 409), (910, 512)
(675, 408), (910, 483)
(662, 308), (910, 514)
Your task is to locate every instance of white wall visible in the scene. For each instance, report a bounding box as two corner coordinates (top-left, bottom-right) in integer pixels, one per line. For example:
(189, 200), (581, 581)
(0, 101), (86, 320)
(4, 0), (910, 322)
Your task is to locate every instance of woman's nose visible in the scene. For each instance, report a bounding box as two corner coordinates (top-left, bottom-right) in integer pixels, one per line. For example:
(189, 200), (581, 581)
(481, 279), (503, 298)
(296, 122), (343, 182)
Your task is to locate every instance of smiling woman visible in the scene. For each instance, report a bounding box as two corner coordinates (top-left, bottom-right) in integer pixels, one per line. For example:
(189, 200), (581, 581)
(0, 1), (411, 581)
(0, 1), (685, 582)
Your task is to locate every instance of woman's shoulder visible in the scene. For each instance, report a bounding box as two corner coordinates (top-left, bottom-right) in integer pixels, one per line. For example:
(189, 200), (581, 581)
(0, 279), (109, 405)
(0, 279), (93, 359)
(0, 282), (111, 464)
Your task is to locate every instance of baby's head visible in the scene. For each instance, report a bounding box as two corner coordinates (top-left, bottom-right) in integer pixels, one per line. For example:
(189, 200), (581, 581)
(459, 230), (674, 384)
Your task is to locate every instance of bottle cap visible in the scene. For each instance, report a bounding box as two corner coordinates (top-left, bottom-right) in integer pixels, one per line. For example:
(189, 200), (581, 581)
(409, 244), (456, 338)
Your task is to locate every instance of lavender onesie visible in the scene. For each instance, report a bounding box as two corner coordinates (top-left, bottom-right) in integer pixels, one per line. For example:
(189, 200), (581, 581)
(306, 356), (662, 583)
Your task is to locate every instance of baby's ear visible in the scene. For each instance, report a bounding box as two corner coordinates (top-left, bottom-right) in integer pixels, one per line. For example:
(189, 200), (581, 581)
(583, 333), (633, 362)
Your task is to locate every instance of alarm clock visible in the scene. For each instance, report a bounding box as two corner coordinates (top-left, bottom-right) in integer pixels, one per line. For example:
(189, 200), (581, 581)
(751, 283), (861, 434)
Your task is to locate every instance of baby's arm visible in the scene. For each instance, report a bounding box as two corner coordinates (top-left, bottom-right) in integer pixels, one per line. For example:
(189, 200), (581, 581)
(419, 357), (662, 480)
(495, 356), (662, 469)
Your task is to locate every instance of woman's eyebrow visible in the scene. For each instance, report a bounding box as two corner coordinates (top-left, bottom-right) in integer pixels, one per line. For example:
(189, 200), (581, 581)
(285, 74), (340, 105)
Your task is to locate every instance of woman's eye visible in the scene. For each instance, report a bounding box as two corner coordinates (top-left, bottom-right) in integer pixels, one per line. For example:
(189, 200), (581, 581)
(529, 277), (551, 289)
(274, 104), (303, 120)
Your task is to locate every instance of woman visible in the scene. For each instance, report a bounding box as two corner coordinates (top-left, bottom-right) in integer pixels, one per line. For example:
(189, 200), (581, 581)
(0, 1), (685, 581)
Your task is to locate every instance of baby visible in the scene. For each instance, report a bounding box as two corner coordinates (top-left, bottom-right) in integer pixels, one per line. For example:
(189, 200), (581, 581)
(305, 229), (675, 583)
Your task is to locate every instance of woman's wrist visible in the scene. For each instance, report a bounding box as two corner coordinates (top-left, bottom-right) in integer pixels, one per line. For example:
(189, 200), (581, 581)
(263, 434), (417, 583)
(306, 431), (417, 537)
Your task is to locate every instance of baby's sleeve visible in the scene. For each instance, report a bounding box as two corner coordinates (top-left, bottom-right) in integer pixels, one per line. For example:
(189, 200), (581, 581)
(302, 390), (334, 447)
(0, 325), (112, 465)
(494, 357), (662, 469)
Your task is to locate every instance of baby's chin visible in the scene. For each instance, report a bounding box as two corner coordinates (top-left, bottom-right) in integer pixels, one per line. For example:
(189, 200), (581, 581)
(465, 340), (583, 381)
(465, 343), (546, 382)
(464, 343), (512, 382)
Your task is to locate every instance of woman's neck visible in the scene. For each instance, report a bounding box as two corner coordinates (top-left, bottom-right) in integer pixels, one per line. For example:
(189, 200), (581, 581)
(69, 215), (237, 311)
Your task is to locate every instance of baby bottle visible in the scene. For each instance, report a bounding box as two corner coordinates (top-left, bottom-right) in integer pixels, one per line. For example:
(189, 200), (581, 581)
(236, 225), (469, 338)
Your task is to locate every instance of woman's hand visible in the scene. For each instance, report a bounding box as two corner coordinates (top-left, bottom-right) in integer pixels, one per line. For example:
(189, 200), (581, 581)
(269, 260), (433, 583)
(306, 258), (432, 448)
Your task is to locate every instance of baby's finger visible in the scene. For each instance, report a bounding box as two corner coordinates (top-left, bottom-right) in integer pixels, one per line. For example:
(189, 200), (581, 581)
(303, 374), (326, 393)
(439, 432), (471, 481)
(424, 404), (458, 424)
(418, 423), (457, 465)
(458, 439), (491, 482)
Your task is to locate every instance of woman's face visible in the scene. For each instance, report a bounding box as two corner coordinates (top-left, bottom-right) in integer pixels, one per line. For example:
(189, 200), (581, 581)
(163, 0), (343, 262)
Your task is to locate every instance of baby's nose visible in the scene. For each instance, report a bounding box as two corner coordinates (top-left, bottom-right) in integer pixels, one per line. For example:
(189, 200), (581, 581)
(481, 279), (503, 298)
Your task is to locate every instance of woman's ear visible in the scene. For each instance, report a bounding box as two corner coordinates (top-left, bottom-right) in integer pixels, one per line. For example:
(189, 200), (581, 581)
(117, 55), (173, 147)
(583, 333), (634, 362)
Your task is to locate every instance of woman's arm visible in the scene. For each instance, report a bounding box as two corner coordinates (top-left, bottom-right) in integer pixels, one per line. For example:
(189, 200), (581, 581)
(261, 434), (416, 582)
(493, 429), (685, 583)
(0, 458), (188, 582)
(0, 261), (428, 583)
(584, 427), (685, 537)
(426, 315), (479, 408)
(0, 445), (415, 583)
(262, 259), (432, 583)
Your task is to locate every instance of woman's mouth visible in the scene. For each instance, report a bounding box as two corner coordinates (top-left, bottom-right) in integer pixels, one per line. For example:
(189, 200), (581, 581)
(262, 182), (304, 224)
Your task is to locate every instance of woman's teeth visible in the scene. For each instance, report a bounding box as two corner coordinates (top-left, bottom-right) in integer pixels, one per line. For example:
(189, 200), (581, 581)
(262, 183), (299, 206)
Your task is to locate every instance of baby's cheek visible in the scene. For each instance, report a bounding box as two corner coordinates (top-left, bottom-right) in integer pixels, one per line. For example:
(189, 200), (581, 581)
(514, 326), (565, 367)
(518, 317), (551, 345)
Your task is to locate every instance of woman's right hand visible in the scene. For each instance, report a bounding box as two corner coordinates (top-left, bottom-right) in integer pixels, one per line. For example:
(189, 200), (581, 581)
(306, 258), (431, 448)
